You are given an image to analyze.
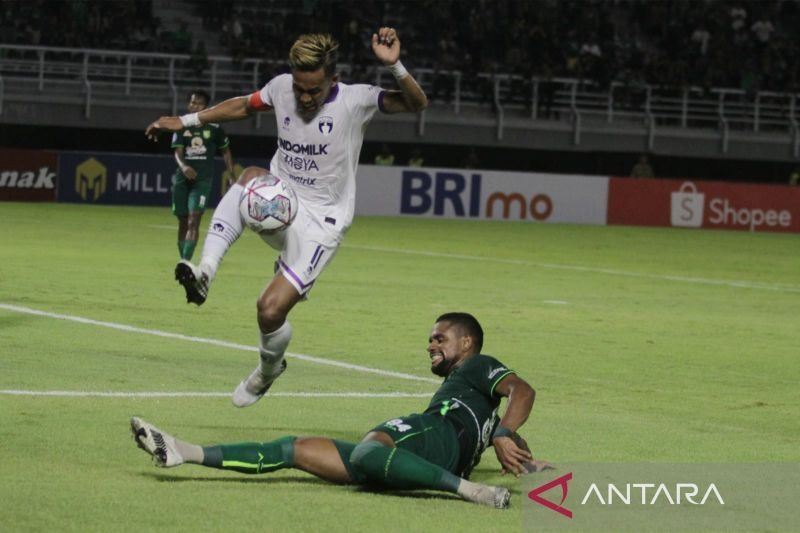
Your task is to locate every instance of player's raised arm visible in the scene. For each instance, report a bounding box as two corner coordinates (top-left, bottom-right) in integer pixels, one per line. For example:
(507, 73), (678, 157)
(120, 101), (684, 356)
(371, 27), (428, 114)
(491, 373), (536, 477)
(145, 95), (272, 141)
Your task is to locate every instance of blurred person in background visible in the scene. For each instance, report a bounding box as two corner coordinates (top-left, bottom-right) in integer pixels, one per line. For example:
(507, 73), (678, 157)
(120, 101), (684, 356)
(170, 90), (235, 261)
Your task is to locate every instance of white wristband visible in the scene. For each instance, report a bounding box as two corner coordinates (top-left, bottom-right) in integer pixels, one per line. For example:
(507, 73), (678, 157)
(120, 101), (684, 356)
(180, 112), (201, 128)
(387, 60), (409, 80)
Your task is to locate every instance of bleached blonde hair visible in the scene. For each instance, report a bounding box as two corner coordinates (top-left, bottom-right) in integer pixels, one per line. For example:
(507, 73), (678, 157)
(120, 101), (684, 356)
(289, 33), (339, 77)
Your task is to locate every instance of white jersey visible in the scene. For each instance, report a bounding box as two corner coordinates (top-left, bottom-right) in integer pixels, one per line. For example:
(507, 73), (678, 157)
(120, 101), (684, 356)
(254, 74), (385, 236)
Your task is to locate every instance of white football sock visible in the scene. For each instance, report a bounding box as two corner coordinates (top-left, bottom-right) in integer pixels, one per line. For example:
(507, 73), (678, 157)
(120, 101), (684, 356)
(258, 320), (293, 377)
(173, 438), (204, 464)
(199, 183), (245, 280)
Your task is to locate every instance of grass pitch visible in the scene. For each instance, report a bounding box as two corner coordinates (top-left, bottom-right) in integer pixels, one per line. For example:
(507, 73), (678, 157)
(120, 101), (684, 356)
(1, 202), (798, 532)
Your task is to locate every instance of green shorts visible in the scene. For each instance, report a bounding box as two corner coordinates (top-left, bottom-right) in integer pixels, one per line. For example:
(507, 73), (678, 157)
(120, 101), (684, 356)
(370, 413), (461, 473)
(172, 172), (212, 217)
(332, 413), (468, 484)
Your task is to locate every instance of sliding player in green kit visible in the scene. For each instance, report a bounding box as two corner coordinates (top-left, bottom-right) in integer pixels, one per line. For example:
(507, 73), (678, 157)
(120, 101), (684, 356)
(171, 90), (236, 261)
(131, 313), (549, 509)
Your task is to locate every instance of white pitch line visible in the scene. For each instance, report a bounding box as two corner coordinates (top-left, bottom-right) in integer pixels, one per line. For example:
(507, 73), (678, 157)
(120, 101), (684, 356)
(0, 389), (429, 399)
(146, 225), (799, 293)
(0, 303), (439, 385)
(345, 244), (800, 294)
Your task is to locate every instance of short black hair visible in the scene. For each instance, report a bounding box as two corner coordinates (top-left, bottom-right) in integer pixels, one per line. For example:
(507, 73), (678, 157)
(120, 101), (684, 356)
(436, 312), (484, 353)
(189, 90), (210, 105)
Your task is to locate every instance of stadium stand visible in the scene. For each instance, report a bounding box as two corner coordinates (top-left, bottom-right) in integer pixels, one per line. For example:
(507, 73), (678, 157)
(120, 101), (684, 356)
(1, 0), (798, 178)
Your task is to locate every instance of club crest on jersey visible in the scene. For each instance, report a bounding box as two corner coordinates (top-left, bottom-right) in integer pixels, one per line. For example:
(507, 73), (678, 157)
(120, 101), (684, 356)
(283, 116), (291, 129)
(318, 116), (333, 135)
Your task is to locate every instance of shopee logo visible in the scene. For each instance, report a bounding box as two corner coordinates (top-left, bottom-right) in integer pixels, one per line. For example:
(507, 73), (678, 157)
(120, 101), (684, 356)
(670, 182), (704, 228)
(708, 198), (791, 231)
(670, 181), (792, 232)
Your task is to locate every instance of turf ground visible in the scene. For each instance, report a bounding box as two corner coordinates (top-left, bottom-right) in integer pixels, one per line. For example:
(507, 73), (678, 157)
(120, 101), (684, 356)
(1, 202), (798, 532)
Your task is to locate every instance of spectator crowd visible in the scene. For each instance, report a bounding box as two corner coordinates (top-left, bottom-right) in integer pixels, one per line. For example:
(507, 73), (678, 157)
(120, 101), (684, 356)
(2, 0), (799, 96)
(203, 0), (800, 95)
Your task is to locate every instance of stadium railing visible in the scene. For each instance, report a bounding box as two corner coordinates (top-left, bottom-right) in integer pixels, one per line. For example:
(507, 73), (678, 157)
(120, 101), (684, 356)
(1, 43), (797, 149)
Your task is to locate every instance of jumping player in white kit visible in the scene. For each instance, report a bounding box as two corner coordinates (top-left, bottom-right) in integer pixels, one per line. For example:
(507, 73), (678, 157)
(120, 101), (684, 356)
(144, 28), (427, 407)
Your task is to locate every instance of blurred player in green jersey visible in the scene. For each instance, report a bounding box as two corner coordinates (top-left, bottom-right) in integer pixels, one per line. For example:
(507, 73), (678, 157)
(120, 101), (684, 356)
(132, 312), (550, 509)
(171, 90), (236, 260)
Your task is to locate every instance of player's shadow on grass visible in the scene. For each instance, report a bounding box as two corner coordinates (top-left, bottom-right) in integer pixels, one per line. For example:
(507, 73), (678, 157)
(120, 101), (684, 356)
(141, 471), (331, 487)
(140, 473), (463, 502)
(192, 423), (357, 441)
(354, 487), (462, 504)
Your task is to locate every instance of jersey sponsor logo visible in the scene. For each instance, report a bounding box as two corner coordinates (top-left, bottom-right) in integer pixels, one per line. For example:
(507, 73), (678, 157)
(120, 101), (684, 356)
(488, 366), (508, 380)
(318, 116), (334, 135)
(0, 166), (56, 189)
(186, 137), (208, 158)
(75, 157), (107, 201)
(277, 137), (329, 156)
(282, 153), (320, 172)
(287, 173), (317, 186)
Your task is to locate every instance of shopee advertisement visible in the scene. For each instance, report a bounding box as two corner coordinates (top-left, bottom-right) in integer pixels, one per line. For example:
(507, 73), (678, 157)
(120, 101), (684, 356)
(608, 178), (800, 233)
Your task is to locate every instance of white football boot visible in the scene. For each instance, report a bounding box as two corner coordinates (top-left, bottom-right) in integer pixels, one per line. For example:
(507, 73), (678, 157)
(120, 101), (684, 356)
(458, 480), (511, 509)
(232, 359), (287, 408)
(130, 417), (184, 468)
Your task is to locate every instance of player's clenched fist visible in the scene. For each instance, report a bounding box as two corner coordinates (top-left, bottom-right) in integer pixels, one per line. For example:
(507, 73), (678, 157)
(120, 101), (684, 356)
(371, 27), (400, 66)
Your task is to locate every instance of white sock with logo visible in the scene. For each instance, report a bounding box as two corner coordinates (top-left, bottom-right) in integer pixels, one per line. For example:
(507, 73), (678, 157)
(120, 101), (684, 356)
(199, 183), (245, 280)
(258, 320), (292, 378)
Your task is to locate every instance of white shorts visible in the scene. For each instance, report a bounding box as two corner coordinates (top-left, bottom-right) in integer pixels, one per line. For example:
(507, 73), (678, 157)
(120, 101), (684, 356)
(259, 202), (341, 295)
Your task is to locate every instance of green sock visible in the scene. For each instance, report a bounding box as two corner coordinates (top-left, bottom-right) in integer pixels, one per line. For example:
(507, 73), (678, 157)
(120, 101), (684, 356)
(181, 240), (197, 260)
(201, 436), (296, 474)
(178, 240), (186, 258)
(349, 441), (461, 493)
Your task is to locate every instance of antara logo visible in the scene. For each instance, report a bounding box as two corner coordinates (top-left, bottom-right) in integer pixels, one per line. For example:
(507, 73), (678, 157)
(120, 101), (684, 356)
(529, 472), (573, 518)
(528, 472), (725, 519)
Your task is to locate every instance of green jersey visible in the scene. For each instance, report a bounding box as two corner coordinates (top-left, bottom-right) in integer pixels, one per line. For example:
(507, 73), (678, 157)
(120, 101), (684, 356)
(424, 354), (515, 477)
(171, 123), (230, 181)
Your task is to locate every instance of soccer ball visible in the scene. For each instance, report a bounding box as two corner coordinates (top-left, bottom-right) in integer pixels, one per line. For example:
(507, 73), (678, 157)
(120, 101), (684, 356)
(239, 174), (298, 233)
